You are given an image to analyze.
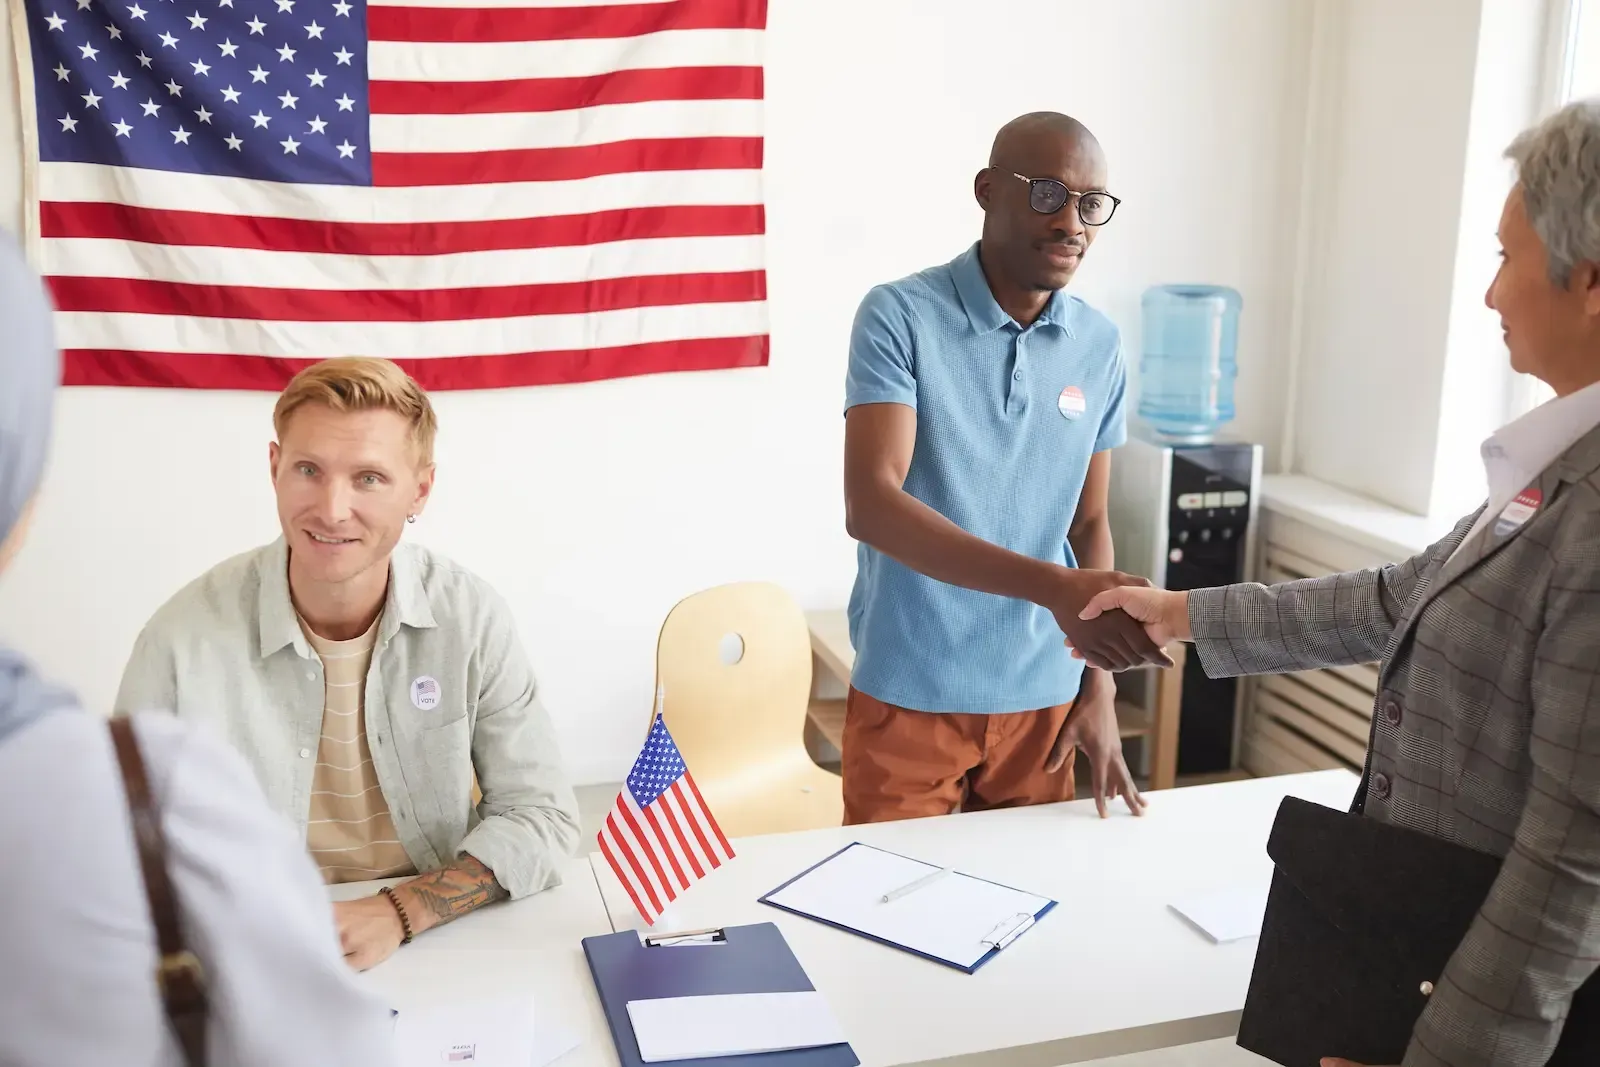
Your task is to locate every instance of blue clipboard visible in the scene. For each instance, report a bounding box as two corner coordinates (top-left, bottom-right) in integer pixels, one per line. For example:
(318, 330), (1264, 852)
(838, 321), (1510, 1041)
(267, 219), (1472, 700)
(582, 922), (859, 1067)
(756, 842), (1056, 975)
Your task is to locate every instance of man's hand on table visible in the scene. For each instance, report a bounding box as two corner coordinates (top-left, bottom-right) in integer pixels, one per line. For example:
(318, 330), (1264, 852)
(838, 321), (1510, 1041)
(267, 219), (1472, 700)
(333, 895), (407, 971)
(1043, 569), (1174, 672)
(335, 854), (509, 971)
(1045, 668), (1146, 818)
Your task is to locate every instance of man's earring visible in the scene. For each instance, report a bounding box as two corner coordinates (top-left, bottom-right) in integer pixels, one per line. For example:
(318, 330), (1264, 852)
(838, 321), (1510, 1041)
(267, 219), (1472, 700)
(406, 514), (416, 524)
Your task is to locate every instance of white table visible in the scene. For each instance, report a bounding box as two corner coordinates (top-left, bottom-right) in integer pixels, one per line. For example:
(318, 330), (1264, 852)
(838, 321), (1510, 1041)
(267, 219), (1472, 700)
(331, 857), (621, 1067)
(590, 770), (1359, 1067)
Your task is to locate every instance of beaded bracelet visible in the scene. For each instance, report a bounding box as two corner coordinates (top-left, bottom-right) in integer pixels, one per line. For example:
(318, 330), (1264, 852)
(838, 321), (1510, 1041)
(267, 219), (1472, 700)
(379, 886), (414, 945)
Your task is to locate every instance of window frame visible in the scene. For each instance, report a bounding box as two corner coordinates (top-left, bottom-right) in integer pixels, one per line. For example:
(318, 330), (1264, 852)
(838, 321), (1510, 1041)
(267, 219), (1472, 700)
(1507, 0), (1585, 418)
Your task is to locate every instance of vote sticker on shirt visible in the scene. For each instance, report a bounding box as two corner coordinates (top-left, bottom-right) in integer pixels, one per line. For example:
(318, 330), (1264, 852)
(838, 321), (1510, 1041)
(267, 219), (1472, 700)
(410, 675), (441, 711)
(1493, 488), (1542, 538)
(1058, 385), (1087, 421)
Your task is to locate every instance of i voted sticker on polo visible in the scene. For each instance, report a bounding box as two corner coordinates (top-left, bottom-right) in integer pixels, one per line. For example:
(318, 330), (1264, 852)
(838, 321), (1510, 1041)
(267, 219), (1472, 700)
(411, 675), (441, 711)
(1493, 488), (1542, 537)
(1058, 385), (1087, 421)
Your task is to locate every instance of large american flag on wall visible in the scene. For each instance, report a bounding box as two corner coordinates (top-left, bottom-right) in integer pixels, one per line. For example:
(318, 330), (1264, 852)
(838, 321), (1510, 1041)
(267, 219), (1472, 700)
(15, 0), (768, 391)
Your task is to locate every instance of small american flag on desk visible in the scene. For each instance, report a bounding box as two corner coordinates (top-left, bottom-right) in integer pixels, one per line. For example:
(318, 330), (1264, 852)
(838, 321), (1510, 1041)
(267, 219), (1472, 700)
(598, 686), (733, 925)
(18, 0), (769, 391)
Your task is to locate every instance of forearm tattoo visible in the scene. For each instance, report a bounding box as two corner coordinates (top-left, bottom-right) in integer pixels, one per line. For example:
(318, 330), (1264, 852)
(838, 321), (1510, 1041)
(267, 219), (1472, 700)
(404, 854), (508, 926)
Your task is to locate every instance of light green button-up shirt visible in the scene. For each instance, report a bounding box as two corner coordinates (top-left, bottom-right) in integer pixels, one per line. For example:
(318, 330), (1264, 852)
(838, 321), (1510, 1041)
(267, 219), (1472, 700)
(114, 537), (580, 899)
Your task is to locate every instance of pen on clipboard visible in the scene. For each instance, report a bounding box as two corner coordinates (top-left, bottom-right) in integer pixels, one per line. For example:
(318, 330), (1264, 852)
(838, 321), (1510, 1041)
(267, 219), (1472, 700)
(881, 867), (952, 903)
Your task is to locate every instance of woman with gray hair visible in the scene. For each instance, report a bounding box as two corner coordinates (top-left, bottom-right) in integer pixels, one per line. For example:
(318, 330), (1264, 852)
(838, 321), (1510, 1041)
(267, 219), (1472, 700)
(1076, 99), (1600, 1067)
(0, 234), (396, 1064)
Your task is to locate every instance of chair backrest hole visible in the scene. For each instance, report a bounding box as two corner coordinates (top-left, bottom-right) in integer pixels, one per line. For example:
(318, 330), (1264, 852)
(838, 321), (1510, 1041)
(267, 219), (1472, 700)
(718, 632), (746, 666)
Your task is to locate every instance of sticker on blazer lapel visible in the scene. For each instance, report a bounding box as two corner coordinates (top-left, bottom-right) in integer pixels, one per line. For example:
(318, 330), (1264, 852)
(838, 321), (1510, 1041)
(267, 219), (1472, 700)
(1058, 385), (1087, 421)
(410, 675), (441, 711)
(1493, 488), (1542, 537)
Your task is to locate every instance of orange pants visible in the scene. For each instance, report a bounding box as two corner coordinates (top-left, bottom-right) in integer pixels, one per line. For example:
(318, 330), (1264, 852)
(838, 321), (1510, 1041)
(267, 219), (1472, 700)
(840, 687), (1076, 825)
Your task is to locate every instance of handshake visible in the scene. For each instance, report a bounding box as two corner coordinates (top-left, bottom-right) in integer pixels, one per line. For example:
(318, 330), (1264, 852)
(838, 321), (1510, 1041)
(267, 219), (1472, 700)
(1046, 568), (1191, 672)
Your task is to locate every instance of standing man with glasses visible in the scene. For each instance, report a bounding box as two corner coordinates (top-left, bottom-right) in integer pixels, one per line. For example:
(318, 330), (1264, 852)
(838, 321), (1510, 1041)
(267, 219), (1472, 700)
(840, 111), (1167, 825)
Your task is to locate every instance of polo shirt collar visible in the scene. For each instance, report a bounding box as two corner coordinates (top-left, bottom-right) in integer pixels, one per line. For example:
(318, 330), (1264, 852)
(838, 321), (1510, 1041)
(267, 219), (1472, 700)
(256, 537), (438, 659)
(1036, 288), (1074, 334)
(951, 242), (1075, 337)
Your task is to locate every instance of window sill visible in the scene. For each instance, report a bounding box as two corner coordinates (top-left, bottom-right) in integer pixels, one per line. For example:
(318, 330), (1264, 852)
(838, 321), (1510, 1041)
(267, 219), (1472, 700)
(1260, 474), (1461, 562)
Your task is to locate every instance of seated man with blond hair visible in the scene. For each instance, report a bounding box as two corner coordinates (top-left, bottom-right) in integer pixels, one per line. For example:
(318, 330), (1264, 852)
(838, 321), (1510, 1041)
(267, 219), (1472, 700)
(116, 357), (579, 970)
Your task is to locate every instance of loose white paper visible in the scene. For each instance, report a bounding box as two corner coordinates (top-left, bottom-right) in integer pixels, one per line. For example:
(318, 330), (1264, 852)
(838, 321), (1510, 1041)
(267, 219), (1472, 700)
(764, 843), (1050, 970)
(627, 991), (847, 1063)
(392, 992), (542, 1067)
(533, 1019), (582, 1067)
(1168, 883), (1271, 943)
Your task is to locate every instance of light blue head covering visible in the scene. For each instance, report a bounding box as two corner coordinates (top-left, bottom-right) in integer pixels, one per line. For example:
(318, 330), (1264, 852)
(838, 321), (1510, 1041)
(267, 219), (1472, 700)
(0, 232), (75, 741)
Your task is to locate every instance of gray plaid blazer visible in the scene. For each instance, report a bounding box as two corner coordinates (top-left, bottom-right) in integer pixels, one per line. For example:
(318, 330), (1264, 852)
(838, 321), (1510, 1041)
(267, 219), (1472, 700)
(1189, 424), (1600, 1067)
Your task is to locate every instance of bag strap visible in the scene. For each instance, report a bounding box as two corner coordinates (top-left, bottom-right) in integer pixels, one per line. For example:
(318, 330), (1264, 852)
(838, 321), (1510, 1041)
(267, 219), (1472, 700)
(109, 717), (208, 1067)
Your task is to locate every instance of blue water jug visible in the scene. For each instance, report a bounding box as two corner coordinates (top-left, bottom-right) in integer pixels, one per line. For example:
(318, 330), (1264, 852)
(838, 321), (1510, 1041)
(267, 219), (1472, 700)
(1138, 284), (1241, 443)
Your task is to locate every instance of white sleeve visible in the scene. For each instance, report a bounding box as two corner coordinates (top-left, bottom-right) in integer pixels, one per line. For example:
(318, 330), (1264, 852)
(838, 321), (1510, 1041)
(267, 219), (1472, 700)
(0, 710), (396, 1067)
(144, 711), (398, 1066)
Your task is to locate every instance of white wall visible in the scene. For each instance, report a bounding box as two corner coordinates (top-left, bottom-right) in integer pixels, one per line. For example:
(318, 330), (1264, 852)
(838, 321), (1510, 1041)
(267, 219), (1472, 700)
(0, 0), (1311, 783)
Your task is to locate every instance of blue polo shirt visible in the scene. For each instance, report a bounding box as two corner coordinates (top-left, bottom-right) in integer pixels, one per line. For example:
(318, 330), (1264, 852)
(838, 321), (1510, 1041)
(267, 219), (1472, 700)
(844, 242), (1128, 714)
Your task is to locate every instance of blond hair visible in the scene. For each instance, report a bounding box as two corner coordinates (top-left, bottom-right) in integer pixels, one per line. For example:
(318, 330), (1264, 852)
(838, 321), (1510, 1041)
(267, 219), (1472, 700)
(273, 357), (437, 465)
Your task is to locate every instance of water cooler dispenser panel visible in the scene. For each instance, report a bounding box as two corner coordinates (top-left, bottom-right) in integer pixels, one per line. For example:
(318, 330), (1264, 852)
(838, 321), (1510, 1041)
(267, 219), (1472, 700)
(1107, 435), (1263, 777)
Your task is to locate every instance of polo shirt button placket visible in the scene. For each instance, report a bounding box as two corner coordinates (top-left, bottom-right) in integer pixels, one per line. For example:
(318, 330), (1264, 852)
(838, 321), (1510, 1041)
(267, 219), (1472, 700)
(1007, 333), (1027, 414)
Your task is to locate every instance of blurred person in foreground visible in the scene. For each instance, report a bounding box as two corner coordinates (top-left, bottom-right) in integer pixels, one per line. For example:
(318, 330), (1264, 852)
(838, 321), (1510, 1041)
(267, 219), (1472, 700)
(1076, 100), (1600, 1067)
(0, 238), (396, 1063)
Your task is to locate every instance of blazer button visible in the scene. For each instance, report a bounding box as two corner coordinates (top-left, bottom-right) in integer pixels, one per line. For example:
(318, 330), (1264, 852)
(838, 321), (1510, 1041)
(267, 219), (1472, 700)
(1384, 700), (1402, 726)
(1373, 772), (1392, 800)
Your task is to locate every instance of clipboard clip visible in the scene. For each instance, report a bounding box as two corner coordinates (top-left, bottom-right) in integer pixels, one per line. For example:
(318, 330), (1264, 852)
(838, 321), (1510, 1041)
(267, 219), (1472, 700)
(644, 926), (729, 948)
(979, 912), (1035, 951)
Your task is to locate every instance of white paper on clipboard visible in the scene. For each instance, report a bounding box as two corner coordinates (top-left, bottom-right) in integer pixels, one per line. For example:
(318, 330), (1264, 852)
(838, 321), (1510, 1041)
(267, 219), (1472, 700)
(762, 843), (1052, 970)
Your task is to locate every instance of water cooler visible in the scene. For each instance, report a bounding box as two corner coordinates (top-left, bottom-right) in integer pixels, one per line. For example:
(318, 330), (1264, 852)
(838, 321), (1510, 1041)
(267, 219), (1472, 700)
(1108, 283), (1261, 776)
(1108, 432), (1262, 775)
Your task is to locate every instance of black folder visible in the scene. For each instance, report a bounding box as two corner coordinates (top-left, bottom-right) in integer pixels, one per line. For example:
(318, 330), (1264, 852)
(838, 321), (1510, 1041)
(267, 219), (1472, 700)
(1236, 795), (1600, 1067)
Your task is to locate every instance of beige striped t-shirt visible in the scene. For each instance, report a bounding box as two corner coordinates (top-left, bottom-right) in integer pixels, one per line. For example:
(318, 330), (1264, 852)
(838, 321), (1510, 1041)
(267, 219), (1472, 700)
(302, 615), (416, 884)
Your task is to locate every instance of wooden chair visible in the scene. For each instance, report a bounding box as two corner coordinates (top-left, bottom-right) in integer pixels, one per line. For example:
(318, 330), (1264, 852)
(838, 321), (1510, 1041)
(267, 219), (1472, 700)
(654, 582), (843, 837)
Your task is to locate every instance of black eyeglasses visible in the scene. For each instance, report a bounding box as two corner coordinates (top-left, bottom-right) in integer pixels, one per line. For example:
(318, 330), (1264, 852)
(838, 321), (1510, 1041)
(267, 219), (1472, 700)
(1004, 171), (1121, 225)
